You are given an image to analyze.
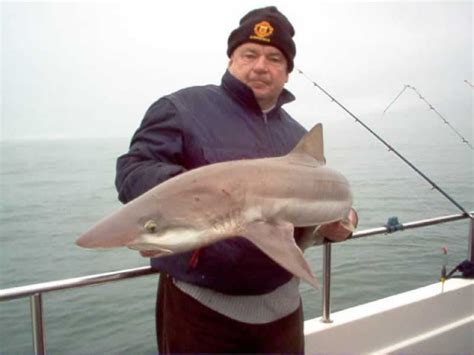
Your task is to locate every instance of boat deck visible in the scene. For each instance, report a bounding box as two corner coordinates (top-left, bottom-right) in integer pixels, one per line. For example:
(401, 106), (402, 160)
(305, 278), (474, 354)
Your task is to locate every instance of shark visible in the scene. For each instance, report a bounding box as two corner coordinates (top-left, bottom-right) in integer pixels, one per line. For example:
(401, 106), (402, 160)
(76, 123), (353, 289)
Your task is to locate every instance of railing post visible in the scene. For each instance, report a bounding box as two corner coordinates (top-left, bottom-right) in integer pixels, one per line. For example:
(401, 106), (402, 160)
(468, 216), (473, 263)
(30, 293), (46, 355)
(321, 242), (332, 323)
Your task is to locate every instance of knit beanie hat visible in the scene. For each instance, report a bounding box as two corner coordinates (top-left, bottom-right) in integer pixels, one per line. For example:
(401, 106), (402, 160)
(227, 6), (296, 72)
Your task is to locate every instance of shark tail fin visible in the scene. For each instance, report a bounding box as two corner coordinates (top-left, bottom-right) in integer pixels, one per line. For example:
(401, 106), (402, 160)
(289, 123), (325, 164)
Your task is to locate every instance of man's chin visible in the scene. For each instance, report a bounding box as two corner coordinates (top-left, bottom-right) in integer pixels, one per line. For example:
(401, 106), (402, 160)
(251, 87), (271, 99)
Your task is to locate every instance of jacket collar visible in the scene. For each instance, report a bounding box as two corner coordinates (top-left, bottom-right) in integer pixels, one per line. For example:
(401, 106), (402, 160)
(221, 70), (295, 115)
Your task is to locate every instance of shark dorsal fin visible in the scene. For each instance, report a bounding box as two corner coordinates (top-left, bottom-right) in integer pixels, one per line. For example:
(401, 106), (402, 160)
(289, 123), (325, 163)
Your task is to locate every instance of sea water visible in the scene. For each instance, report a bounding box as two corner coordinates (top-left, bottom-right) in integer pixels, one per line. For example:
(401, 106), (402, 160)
(1, 113), (472, 353)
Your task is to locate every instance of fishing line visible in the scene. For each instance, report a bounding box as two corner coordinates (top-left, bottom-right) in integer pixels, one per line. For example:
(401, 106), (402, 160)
(297, 68), (472, 219)
(383, 85), (473, 150)
(382, 85), (409, 116)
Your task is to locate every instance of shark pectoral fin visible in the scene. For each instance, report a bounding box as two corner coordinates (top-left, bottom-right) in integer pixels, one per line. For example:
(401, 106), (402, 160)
(242, 221), (319, 289)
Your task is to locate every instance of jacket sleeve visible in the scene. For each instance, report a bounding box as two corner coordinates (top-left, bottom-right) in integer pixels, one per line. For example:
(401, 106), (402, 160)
(115, 98), (187, 204)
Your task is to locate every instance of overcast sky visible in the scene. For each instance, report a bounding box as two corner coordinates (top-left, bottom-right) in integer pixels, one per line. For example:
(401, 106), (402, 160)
(1, 1), (472, 140)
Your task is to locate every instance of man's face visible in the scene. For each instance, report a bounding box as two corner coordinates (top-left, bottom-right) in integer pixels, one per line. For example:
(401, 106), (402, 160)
(228, 43), (289, 110)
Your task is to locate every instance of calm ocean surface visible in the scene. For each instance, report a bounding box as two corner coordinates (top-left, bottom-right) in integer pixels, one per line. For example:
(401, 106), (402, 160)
(1, 114), (472, 353)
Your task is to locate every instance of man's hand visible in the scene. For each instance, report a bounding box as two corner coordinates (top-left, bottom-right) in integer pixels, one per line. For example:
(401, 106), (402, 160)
(317, 208), (358, 242)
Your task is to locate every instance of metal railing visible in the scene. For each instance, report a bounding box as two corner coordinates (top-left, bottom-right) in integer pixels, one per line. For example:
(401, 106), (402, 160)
(1, 211), (473, 354)
(0, 266), (158, 354)
(320, 212), (473, 322)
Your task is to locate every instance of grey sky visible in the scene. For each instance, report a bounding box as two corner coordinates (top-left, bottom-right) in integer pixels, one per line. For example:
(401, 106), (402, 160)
(1, 1), (472, 140)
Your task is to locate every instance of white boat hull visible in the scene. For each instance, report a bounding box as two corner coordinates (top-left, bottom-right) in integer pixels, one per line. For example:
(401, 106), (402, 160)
(304, 278), (474, 354)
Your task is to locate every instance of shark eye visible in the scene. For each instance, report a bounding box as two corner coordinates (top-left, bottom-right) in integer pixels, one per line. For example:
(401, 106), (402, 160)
(144, 220), (158, 233)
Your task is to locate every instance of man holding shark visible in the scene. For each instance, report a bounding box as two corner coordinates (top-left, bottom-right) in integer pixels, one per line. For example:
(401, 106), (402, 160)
(113, 6), (357, 354)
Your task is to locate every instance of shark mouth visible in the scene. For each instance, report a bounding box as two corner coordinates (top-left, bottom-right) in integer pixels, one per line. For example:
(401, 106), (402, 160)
(126, 234), (174, 255)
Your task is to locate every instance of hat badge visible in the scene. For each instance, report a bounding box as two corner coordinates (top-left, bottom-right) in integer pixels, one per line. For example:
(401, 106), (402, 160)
(253, 21), (274, 38)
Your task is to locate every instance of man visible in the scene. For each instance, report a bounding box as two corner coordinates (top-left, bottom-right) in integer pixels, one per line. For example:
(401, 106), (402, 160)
(115, 6), (357, 353)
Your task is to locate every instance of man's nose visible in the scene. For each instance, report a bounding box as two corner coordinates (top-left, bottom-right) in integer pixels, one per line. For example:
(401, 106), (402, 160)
(252, 55), (269, 72)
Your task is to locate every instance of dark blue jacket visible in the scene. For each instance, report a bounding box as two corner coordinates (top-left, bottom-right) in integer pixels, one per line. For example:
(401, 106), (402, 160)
(115, 70), (307, 295)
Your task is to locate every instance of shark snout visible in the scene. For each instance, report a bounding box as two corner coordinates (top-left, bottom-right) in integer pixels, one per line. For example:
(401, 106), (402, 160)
(75, 228), (131, 249)
(76, 218), (142, 249)
(76, 204), (156, 249)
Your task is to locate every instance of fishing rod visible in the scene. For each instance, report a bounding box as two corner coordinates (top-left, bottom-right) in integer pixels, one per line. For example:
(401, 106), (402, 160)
(297, 68), (472, 219)
(383, 85), (473, 150)
(464, 79), (474, 89)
